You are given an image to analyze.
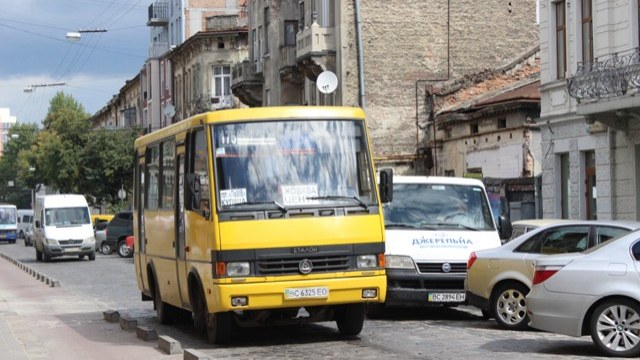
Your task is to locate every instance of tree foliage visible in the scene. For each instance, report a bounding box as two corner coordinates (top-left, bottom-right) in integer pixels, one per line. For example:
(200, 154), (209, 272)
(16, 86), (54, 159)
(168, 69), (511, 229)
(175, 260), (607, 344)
(1, 91), (137, 209)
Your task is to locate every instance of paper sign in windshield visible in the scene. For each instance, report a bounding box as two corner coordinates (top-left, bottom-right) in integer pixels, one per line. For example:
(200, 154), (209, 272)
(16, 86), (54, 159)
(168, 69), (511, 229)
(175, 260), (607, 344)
(280, 184), (318, 206)
(220, 188), (247, 206)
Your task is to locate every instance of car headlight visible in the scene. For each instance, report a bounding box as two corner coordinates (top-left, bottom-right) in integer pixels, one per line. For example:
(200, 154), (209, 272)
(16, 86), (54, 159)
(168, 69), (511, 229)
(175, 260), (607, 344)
(385, 255), (415, 269)
(226, 262), (250, 277)
(356, 255), (377, 269)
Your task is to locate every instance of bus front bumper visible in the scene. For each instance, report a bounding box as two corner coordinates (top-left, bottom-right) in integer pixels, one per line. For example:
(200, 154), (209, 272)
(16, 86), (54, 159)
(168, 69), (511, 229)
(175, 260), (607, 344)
(211, 273), (387, 312)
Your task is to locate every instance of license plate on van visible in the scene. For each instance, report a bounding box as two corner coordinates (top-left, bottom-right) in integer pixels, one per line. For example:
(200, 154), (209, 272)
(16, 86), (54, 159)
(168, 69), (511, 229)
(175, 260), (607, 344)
(428, 292), (465, 302)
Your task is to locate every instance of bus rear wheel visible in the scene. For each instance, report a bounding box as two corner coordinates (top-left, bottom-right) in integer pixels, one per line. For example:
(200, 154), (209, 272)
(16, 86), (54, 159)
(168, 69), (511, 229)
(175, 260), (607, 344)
(336, 303), (365, 336)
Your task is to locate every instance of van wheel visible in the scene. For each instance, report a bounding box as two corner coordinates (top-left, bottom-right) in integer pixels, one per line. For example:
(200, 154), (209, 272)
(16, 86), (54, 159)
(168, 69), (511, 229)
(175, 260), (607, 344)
(89, 251), (96, 261)
(35, 248), (42, 261)
(336, 303), (365, 336)
(42, 251), (51, 263)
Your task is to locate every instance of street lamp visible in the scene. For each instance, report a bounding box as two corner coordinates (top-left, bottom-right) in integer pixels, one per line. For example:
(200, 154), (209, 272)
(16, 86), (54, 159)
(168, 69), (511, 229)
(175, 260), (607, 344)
(66, 28), (108, 41)
(24, 83), (66, 93)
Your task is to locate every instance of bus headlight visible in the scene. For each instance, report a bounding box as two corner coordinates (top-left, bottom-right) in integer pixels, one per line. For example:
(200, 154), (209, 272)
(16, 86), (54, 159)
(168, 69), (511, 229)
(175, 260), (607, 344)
(385, 255), (415, 269)
(226, 262), (250, 277)
(356, 255), (377, 269)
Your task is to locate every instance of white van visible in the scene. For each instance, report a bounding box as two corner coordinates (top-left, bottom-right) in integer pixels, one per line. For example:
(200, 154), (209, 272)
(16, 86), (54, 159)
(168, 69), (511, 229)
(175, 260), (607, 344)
(371, 176), (501, 313)
(17, 209), (34, 241)
(33, 194), (96, 262)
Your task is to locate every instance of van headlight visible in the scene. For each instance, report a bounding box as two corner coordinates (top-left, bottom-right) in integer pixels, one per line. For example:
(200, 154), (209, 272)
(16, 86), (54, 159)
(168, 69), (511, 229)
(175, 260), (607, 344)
(385, 255), (415, 269)
(356, 255), (377, 269)
(84, 236), (95, 244)
(46, 238), (59, 246)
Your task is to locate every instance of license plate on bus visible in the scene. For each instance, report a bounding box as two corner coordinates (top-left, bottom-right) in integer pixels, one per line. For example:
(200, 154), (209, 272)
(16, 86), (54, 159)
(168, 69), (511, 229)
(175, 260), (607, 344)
(284, 286), (329, 300)
(428, 292), (465, 302)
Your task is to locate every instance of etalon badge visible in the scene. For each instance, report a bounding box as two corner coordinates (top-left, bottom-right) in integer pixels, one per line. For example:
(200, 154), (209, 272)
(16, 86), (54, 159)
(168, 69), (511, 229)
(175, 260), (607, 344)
(299, 259), (313, 274)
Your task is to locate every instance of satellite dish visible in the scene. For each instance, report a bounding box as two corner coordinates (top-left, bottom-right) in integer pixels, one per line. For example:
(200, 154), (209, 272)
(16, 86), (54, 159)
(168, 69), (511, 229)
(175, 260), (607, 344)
(164, 104), (176, 118)
(316, 71), (338, 94)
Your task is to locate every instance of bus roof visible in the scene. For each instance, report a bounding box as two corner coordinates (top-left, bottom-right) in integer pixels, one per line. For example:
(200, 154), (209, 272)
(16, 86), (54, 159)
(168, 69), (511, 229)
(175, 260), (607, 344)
(135, 106), (366, 148)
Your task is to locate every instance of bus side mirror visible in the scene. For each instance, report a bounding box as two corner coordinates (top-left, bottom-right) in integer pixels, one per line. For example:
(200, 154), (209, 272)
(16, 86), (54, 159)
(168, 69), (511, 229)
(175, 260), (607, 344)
(186, 173), (202, 211)
(378, 168), (393, 203)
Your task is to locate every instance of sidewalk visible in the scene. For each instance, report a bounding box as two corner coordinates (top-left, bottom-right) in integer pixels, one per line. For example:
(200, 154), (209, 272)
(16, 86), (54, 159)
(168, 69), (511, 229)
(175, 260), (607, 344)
(0, 256), (181, 360)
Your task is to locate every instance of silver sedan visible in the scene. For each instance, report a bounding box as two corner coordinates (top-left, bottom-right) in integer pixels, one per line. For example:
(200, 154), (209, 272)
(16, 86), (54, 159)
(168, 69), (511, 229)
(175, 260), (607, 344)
(465, 220), (640, 330)
(528, 229), (640, 357)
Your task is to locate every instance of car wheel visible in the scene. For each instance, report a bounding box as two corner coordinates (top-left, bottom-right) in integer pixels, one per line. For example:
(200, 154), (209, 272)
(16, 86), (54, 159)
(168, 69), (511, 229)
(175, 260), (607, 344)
(89, 251), (96, 261)
(492, 282), (529, 330)
(100, 242), (112, 255)
(335, 303), (365, 336)
(117, 241), (131, 258)
(590, 299), (640, 357)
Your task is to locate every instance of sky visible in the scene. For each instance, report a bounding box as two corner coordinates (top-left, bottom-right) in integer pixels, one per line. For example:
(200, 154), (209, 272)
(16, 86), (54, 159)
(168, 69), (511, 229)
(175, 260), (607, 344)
(0, 0), (150, 126)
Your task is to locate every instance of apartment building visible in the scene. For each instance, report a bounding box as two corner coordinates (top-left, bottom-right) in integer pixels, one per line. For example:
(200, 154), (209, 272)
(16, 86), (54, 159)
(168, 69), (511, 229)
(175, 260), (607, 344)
(143, 0), (248, 132)
(539, 0), (640, 220)
(232, 0), (539, 171)
(0, 108), (17, 157)
(91, 75), (141, 129)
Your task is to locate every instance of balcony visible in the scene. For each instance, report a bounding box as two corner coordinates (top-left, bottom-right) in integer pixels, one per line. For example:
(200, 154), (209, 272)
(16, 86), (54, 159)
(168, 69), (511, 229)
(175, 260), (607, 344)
(231, 60), (263, 107)
(567, 48), (640, 132)
(147, 1), (169, 27)
(279, 45), (304, 85)
(296, 21), (336, 80)
(149, 41), (170, 59)
(205, 14), (248, 32)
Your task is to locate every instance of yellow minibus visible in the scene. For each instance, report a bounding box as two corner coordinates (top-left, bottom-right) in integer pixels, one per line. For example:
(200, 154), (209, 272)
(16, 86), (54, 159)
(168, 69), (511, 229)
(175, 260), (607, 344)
(133, 106), (391, 343)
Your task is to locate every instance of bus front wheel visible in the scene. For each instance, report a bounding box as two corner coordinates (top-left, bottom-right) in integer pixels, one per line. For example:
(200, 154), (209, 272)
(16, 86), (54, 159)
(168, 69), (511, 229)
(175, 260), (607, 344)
(154, 280), (176, 325)
(335, 303), (365, 337)
(206, 311), (233, 344)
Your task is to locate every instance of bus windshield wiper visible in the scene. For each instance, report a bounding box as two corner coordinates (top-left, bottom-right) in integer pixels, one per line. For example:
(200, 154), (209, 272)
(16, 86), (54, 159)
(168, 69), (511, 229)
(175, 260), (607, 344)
(306, 195), (369, 210)
(434, 222), (480, 231)
(229, 201), (288, 214)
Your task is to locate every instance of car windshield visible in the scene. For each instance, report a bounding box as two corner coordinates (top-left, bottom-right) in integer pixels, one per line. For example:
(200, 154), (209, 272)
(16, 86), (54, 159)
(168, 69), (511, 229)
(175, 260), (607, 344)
(45, 207), (91, 227)
(213, 119), (376, 210)
(384, 183), (495, 231)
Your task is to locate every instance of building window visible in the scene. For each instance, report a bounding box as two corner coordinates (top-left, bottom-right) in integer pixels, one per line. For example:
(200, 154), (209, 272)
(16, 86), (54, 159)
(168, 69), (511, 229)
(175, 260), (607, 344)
(299, 1), (305, 29)
(445, 128), (452, 139)
(497, 118), (507, 129)
(560, 153), (570, 219)
(320, 0), (335, 27)
(581, 0), (593, 67)
(470, 122), (479, 135)
(212, 65), (231, 97)
(258, 25), (264, 58)
(445, 170), (455, 177)
(555, 1), (567, 79)
(285, 21), (297, 46)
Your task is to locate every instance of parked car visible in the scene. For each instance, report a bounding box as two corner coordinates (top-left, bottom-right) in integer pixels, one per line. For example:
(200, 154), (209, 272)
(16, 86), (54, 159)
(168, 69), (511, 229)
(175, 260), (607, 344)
(103, 211), (132, 255)
(118, 235), (134, 258)
(23, 223), (34, 247)
(507, 219), (573, 242)
(465, 220), (640, 330)
(94, 221), (108, 254)
(528, 229), (640, 357)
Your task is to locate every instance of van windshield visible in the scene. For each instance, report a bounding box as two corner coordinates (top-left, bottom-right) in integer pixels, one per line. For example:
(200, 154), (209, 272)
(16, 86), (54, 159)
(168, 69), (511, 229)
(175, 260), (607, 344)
(45, 207), (91, 227)
(384, 183), (495, 231)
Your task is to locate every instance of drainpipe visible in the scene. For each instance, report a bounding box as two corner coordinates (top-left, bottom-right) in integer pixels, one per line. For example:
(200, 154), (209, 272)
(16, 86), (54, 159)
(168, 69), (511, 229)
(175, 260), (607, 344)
(354, 0), (366, 108)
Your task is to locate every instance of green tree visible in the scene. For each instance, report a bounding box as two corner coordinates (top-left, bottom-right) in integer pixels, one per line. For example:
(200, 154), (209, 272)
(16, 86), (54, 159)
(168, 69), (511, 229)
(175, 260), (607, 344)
(0, 123), (38, 207)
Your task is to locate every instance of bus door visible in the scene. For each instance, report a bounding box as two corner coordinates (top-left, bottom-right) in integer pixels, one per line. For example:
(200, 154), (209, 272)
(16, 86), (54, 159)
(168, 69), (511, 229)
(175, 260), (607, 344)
(175, 143), (190, 307)
(135, 154), (147, 291)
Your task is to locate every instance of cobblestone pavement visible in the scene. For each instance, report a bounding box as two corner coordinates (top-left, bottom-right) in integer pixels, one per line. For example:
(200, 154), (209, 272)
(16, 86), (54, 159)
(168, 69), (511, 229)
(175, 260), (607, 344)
(0, 240), (611, 359)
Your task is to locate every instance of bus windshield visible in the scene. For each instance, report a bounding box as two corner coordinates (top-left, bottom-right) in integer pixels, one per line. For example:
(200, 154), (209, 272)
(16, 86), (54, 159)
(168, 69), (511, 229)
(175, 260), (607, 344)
(213, 119), (376, 210)
(384, 183), (495, 231)
(0, 207), (17, 226)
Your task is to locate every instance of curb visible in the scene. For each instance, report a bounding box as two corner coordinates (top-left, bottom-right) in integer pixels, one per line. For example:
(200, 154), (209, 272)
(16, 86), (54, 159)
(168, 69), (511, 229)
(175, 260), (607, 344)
(0, 251), (60, 287)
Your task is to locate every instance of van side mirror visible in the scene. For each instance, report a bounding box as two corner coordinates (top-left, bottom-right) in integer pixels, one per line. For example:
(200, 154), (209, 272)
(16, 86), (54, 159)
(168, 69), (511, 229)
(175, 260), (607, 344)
(498, 214), (512, 240)
(378, 168), (393, 203)
(35, 220), (40, 229)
